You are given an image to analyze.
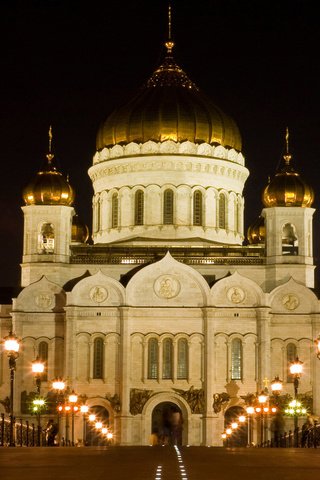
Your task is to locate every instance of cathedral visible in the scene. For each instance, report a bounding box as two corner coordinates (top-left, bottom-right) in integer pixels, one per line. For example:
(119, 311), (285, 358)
(1, 16), (320, 447)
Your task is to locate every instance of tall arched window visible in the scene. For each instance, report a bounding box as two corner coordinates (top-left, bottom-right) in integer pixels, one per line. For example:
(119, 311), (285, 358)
(134, 190), (144, 225)
(112, 193), (119, 228)
(177, 338), (188, 379)
(234, 198), (239, 233)
(38, 341), (48, 381)
(287, 343), (297, 382)
(93, 338), (104, 379)
(148, 338), (158, 379)
(38, 223), (54, 253)
(231, 338), (242, 380)
(163, 189), (174, 225)
(193, 190), (203, 226)
(219, 193), (226, 229)
(162, 338), (173, 379)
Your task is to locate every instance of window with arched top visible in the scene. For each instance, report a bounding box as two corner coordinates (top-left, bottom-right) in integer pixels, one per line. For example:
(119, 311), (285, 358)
(219, 193), (226, 229)
(134, 190), (144, 225)
(162, 338), (173, 379)
(163, 189), (174, 225)
(287, 343), (297, 382)
(112, 193), (119, 228)
(231, 338), (242, 380)
(282, 223), (298, 255)
(193, 190), (203, 226)
(177, 338), (188, 379)
(38, 223), (54, 253)
(148, 338), (158, 379)
(93, 338), (104, 379)
(38, 341), (48, 381)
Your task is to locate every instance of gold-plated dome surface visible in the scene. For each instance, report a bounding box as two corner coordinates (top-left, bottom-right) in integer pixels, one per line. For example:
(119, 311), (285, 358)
(247, 215), (265, 244)
(72, 214), (89, 243)
(23, 154), (75, 206)
(96, 54), (242, 151)
(262, 130), (314, 208)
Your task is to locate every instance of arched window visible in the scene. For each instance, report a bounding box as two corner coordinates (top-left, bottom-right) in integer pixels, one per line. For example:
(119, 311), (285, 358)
(93, 338), (104, 379)
(38, 223), (54, 253)
(231, 338), (242, 380)
(193, 190), (203, 226)
(148, 338), (158, 379)
(287, 343), (297, 382)
(162, 338), (173, 379)
(134, 190), (144, 225)
(219, 193), (226, 229)
(163, 189), (174, 225)
(38, 341), (48, 381)
(112, 193), (119, 228)
(96, 198), (101, 232)
(282, 223), (298, 255)
(177, 338), (188, 379)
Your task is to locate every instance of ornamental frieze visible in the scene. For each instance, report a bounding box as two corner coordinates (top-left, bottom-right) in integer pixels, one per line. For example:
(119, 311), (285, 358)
(174, 386), (204, 414)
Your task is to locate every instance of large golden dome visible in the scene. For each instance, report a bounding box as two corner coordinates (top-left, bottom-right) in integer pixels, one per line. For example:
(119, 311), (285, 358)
(23, 153), (74, 206)
(96, 44), (241, 151)
(262, 130), (314, 208)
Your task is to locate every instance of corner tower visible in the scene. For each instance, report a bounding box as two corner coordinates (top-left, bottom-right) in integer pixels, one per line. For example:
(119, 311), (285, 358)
(21, 127), (75, 286)
(262, 128), (315, 286)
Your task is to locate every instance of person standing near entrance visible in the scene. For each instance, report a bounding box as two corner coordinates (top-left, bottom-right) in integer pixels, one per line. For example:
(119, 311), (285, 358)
(149, 428), (159, 446)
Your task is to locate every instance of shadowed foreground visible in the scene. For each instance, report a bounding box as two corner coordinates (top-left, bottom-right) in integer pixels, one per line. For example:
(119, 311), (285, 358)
(0, 446), (320, 480)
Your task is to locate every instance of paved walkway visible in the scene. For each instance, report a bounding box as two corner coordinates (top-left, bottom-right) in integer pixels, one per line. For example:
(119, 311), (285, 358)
(0, 446), (320, 480)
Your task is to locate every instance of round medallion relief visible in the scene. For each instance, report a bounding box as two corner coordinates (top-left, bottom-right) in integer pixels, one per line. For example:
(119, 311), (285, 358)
(227, 287), (245, 304)
(282, 294), (299, 310)
(90, 286), (108, 303)
(35, 293), (53, 308)
(154, 275), (181, 299)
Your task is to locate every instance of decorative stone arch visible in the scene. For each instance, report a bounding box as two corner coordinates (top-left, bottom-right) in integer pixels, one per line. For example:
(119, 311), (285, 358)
(141, 391), (192, 445)
(210, 270), (264, 307)
(270, 277), (319, 314)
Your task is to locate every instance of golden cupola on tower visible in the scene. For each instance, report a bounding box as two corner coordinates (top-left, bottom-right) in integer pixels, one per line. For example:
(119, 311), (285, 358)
(262, 128), (314, 208)
(247, 215), (265, 244)
(96, 21), (241, 151)
(23, 127), (75, 206)
(71, 214), (89, 244)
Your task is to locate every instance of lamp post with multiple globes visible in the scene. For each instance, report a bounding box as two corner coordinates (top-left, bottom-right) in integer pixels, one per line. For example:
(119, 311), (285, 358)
(31, 356), (45, 446)
(289, 357), (303, 447)
(51, 378), (66, 446)
(3, 331), (20, 447)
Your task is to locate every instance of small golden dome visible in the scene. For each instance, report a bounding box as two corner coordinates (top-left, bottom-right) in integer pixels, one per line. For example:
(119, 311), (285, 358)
(247, 215), (265, 244)
(96, 50), (241, 151)
(23, 128), (75, 206)
(71, 214), (89, 244)
(262, 129), (314, 208)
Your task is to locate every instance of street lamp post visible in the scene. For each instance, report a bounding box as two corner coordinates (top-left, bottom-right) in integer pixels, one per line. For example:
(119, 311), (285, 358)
(32, 356), (45, 446)
(289, 357), (303, 447)
(80, 405), (89, 446)
(257, 391), (268, 446)
(3, 331), (20, 447)
(246, 406), (254, 446)
(52, 378), (66, 446)
(270, 376), (283, 447)
(69, 390), (78, 446)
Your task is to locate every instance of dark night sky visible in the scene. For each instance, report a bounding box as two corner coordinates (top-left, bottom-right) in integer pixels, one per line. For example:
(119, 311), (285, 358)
(1, 0), (320, 289)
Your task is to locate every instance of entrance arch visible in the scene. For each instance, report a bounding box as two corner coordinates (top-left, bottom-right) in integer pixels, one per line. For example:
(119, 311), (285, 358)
(224, 405), (247, 447)
(142, 392), (192, 446)
(152, 402), (183, 446)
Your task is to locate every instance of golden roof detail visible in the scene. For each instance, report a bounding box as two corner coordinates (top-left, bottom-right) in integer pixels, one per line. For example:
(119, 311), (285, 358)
(96, 16), (241, 152)
(262, 128), (314, 208)
(23, 127), (75, 206)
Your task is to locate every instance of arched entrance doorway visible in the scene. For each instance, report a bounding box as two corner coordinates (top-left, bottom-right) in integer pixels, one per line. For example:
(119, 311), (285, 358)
(85, 405), (110, 446)
(152, 402), (183, 446)
(224, 406), (247, 447)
